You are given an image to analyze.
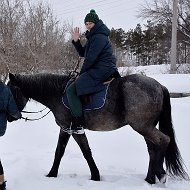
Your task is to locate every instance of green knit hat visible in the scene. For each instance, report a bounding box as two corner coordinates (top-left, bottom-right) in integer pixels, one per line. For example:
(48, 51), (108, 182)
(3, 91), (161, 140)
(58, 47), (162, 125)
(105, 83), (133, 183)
(84, 9), (99, 24)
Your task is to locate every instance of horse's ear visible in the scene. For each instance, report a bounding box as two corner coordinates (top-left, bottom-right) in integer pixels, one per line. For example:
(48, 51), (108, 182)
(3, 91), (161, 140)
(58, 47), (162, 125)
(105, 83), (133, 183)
(9, 73), (17, 83)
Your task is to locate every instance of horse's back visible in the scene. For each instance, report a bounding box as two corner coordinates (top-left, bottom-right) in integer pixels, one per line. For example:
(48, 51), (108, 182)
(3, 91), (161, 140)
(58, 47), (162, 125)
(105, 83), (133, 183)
(105, 74), (164, 108)
(82, 74), (165, 131)
(118, 74), (164, 128)
(121, 74), (164, 100)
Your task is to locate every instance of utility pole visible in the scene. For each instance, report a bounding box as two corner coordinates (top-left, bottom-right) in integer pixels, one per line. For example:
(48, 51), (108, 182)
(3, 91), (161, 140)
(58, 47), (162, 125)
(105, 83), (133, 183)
(170, 0), (178, 74)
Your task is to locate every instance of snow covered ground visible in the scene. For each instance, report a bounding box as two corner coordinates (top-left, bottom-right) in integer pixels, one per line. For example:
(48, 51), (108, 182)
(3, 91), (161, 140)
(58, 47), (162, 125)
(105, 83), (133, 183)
(0, 65), (190, 190)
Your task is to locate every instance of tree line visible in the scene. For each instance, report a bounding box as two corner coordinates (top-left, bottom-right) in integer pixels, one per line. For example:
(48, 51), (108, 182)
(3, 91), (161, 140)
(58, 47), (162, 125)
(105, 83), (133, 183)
(1, 0), (190, 80)
(110, 21), (172, 66)
(110, 0), (190, 70)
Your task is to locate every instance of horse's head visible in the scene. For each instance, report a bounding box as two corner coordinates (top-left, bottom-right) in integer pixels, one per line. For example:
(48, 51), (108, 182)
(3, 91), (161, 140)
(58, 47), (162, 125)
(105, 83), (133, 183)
(7, 73), (29, 112)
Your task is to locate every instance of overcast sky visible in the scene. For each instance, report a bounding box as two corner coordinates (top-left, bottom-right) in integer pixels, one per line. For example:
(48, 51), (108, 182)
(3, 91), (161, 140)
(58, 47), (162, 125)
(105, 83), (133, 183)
(33, 0), (150, 32)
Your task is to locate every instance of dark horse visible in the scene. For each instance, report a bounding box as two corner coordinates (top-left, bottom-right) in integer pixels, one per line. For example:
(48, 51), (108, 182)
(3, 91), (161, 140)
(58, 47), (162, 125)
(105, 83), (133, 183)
(8, 72), (189, 184)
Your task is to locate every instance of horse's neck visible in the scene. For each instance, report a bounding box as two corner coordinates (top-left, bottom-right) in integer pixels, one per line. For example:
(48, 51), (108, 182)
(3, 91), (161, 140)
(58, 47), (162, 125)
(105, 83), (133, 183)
(20, 74), (68, 105)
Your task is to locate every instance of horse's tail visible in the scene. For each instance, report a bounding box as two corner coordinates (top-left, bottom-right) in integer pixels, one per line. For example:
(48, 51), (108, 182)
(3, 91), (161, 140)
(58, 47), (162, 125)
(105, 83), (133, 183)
(159, 85), (189, 180)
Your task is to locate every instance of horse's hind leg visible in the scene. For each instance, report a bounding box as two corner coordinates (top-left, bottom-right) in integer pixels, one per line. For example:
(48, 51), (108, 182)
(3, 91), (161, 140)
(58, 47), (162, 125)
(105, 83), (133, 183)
(144, 138), (167, 184)
(134, 126), (170, 184)
(144, 138), (156, 184)
(72, 133), (100, 181)
(147, 128), (170, 183)
(47, 130), (71, 177)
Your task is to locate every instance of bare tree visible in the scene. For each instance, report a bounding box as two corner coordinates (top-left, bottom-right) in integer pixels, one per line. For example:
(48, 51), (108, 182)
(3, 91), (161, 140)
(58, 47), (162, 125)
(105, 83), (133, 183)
(0, 0), (24, 78)
(17, 0), (68, 73)
(138, 0), (173, 25)
(138, 0), (190, 67)
(0, 0), (77, 79)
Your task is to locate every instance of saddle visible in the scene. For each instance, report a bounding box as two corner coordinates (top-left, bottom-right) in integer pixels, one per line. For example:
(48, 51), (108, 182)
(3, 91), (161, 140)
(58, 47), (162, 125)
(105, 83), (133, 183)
(80, 77), (115, 105)
(63, 83), (110, 111)
(62, 71), (121, 111)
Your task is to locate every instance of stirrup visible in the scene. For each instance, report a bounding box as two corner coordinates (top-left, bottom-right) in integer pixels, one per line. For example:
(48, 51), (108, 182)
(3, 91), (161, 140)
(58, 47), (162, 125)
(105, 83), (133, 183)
(70, 123), (85, 134)
(70, 128), (85, 134)
(60, 125), (84, 135)
(69, 120), (85, 134)
(60, 128), (84, 135)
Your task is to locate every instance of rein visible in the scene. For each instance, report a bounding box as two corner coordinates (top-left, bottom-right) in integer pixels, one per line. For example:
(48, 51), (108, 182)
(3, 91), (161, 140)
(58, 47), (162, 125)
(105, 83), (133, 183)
(68, 57), (81, 80)
(19, 58), (81, 122)
(21, 107), (51, 122)
(22, 107), (47, 114)
(21, 110), (51, 121)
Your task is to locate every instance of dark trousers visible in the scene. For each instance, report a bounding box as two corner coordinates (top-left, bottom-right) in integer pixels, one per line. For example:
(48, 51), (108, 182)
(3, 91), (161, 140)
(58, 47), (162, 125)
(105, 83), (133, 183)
(66, 82), (82, 117)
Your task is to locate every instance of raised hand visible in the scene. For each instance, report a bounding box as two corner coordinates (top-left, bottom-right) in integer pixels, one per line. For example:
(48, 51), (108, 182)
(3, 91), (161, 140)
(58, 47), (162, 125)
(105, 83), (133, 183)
(72, 27), (80, 42)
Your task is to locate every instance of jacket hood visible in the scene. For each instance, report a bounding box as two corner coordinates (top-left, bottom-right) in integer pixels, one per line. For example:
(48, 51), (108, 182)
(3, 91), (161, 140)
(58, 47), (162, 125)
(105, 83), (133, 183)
(85, 20), (110, 39)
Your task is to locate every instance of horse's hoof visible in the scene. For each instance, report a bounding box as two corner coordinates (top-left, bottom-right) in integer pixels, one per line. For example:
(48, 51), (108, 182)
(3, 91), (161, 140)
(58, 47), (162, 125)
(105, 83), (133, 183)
(91, 175), (100, 181)
(158, 174), (167, 183)
(145, 176), (156, 184)
(46, 173), (57, 178)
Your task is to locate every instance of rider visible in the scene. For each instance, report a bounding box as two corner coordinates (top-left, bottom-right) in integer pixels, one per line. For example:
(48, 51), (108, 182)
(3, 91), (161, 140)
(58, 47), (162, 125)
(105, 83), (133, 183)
(66, 9), (120, 134)
(0, 80), (22, 190)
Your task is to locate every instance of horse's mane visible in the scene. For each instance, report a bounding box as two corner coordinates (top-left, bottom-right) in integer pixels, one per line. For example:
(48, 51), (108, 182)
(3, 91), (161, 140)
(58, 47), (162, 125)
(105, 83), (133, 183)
(16, 73), (70, 98)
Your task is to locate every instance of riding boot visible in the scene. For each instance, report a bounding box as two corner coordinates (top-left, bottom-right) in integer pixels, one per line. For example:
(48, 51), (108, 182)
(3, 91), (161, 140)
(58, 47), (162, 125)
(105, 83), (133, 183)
(70, 116), (85, 134)
(0, 181), (6, 190)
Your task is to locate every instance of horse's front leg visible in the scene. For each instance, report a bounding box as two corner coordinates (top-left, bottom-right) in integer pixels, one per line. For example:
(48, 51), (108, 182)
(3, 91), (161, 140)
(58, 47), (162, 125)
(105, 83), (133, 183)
(72, 133), (100, 181)
(47, 130), (70, 177)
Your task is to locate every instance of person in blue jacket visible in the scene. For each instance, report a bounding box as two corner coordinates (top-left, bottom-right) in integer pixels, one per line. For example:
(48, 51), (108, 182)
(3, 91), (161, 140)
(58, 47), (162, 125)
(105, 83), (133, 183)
(66, 9), (120, 134)
(0, 80), (22, 190)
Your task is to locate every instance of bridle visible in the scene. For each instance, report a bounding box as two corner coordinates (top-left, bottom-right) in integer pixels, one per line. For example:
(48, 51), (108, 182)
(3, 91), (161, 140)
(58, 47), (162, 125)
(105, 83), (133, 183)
(19, 57), (82, 122)
(10, 86), (51, 122)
